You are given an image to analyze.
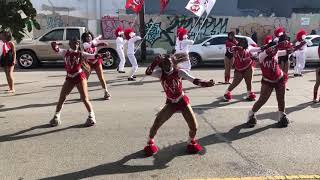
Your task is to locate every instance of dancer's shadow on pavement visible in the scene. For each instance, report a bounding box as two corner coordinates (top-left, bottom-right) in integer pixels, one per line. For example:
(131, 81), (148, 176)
(0, 124), (85, 143)
(0, 100), (79, 113)
(0, 81), (38, 88)
(192, 92), (260, 115)
(40, 123), (276, 180)
(256, 101), (320, 121)
(0, 90), (55, 97)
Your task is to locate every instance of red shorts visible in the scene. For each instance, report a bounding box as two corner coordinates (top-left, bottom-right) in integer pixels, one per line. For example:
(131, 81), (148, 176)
(166, 95), (190, 113)
(65, 72), (87, 84)
(261, 74), (287, 89)
(235, 61), (255, 73)
(88, 58), (102, 69)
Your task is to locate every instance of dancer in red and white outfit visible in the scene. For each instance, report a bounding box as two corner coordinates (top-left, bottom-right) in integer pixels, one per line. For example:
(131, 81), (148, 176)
(125, 28), (141, 81)
(174, 27), (194, 71)
(223, 38), (260, 101)
(224, 31), (238, 84)
(313, 44), (320, 103)
(49, 38), (105, 127)
(293, 29), (312, 76)
(274, 28), (292, 77)
(247, 37), (292, 128)
(0, 30), (16, 93)
(115, 27), (126, 73)
(81, 31), (111, 100)
(273, 27), (285, 43)
(143, 55), (215, 156)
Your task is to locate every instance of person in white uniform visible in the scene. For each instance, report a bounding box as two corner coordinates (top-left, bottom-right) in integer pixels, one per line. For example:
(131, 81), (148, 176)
(115, 27), (126, 73)
(293, 29), (312, 76)
(174, 27), (194, 71)
(124, 28), (141, 81)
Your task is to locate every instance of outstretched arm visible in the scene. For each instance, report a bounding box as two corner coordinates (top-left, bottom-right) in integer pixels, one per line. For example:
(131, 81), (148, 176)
(51, 42), (66, 56)
(178, 69), (215, 87)
(146, 56), (163, 76)
(91, 35), (108, 47)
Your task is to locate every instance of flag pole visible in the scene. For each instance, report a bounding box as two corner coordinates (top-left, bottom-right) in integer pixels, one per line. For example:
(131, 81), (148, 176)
(193, 12), (209, 41)
(189, 16), (202, 34)
(134, 15), (160, 54)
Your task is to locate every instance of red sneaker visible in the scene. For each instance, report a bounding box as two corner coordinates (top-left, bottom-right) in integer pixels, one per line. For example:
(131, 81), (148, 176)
(247, 92), (256, 101)
(144, 139), (158, 157)
(223, 92), (232, 101)
(186, 139), (203, 154)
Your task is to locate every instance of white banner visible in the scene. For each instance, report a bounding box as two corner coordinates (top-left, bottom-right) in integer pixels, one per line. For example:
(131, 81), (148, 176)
(185, 0), (206, 17)
(204, 0), (216, 14)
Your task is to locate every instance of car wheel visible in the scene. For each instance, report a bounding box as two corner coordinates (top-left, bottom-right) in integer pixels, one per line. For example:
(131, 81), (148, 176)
(98, 49), (118, 69)
(189, 53), (202, 67)
(17, 50), (39, 69)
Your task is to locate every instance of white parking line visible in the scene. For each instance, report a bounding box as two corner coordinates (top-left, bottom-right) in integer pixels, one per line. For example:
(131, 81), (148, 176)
(193, 105), (313, 109)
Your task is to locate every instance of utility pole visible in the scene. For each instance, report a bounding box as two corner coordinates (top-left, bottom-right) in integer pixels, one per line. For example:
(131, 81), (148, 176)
(139, 3), (146, 62)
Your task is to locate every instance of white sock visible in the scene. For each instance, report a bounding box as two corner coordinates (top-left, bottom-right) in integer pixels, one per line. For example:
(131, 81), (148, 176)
(54, 112), (61, 118)
(225, 90), (230, 94)
(89, 111), (95, 117)
(247, 91), (251, 96)
(278, 111), (286, 120)
(104, 89), (108, 93)
(248, 110), (254, 117)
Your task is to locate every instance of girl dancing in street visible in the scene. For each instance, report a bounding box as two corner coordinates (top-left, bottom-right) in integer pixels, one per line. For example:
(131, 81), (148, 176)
(143, 55), (215, 156)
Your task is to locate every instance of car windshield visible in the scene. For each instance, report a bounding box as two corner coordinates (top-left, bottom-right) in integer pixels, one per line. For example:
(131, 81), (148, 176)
(194, 36), (211, 44)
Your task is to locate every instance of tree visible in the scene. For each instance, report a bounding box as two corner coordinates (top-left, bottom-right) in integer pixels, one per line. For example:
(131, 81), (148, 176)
(0, 0), (40, 43)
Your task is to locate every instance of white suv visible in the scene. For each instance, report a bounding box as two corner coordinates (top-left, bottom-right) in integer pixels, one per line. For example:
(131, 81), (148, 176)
(189, 34), (257, 67)
(304, 35), (320, 62)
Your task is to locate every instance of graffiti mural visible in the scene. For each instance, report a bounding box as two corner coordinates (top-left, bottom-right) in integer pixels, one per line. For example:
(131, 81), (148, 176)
(46, 15), (64, 29)
(34, 13), (88, 38)
(145, 20), (162, 46)
(161, 16), (229, 46)
(101, 16), (139, 39)
(101, 15), (229, 48)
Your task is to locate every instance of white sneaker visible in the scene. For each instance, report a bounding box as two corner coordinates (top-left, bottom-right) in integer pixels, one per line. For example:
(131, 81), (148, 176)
(85, 115), (96, 127)
(49, 115), (61, 127)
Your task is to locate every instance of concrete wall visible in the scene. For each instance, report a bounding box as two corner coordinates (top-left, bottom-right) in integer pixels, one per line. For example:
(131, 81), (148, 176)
(30, 0), (126, 38)
(101, 14), (320, 52)
(29, 0), (320, 53)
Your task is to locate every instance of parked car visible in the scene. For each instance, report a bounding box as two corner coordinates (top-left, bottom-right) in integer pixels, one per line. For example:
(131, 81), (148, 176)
(189, 34), (257, 67)
(15, 27), (119, 69)
(304, 35), (320, 62)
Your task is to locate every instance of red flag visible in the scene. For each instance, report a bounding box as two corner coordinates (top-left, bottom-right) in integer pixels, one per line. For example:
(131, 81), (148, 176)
(125, 0), (145, 13)
(160, 0), (170, 13)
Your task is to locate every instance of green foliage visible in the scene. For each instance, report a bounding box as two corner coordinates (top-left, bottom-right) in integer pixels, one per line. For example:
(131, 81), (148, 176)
(0, 0), (40, 43)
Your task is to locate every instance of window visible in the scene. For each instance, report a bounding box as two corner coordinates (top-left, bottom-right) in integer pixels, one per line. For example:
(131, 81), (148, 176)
(66, 29), (80, 41)
(40, 29), (64, 41)
(195, 36), (211, 45)
(209, 37), (228, 45)
(311, 37), (320, 47)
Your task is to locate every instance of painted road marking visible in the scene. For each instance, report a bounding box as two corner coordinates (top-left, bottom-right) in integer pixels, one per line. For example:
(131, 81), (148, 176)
(186, 174), (320, 180)
(192, 105), (315, 109)
(186, 175), (320, 180)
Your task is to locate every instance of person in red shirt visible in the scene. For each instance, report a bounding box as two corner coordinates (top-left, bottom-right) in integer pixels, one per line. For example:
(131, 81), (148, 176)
(313, 44), (320, 103)
(223, 38), (260, 101)
(224, 31), (238, 84)
(81, 31), (111, 100)
(49, 38), (105, 127)
(143, 55), (215, 156)
(0, 30), (16, 93)
(247, 36), (292, 128)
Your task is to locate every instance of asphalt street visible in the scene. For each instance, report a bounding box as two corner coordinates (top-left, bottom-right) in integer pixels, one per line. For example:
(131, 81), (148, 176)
(1, 66), (320, 180)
